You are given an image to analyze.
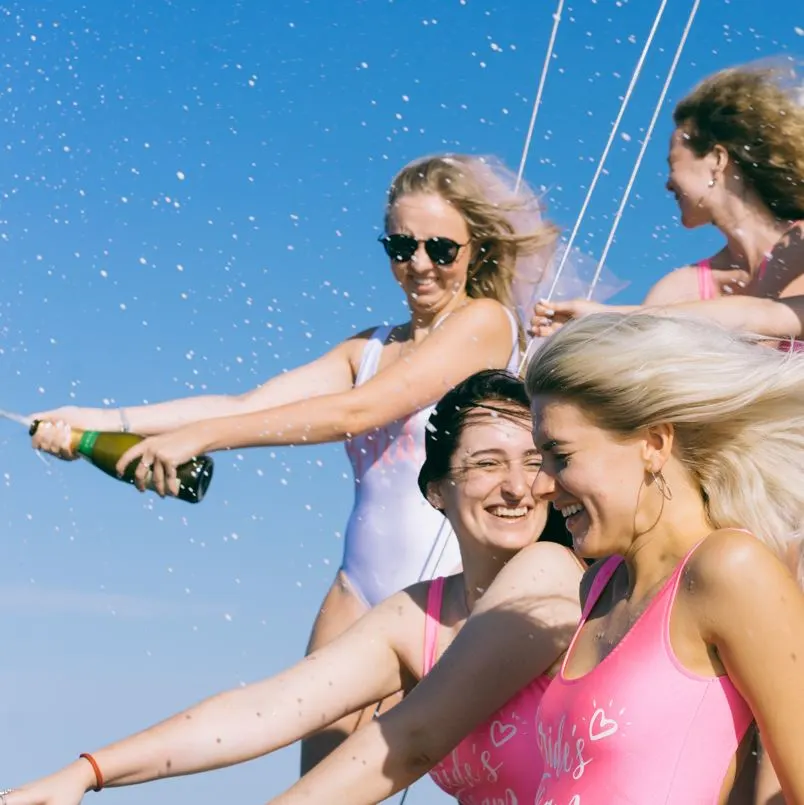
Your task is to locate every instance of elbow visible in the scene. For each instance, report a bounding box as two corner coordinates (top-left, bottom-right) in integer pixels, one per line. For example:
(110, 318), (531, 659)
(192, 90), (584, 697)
(230, 390), (264, 416)
(333, 396), (377, 441)
(384, 720), (445, 781)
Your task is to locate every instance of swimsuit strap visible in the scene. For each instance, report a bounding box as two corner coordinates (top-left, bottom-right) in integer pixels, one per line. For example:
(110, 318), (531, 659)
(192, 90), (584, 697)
(422, 576), (446, 675)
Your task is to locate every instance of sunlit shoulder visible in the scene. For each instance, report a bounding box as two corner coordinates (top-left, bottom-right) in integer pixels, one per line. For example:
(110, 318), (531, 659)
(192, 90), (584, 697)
(643, 264), (702, 305)
(473, 541), (584, 613)
(685, 528), (800, 635)
(449, 296), (515, 330)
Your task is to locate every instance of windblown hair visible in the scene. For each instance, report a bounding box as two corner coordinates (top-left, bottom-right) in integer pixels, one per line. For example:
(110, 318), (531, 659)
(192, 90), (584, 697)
(673, 63), (804, 219)
(385, 155), (559, 347)
(419, 369), (571, 549)
(525, 313), (804, 581)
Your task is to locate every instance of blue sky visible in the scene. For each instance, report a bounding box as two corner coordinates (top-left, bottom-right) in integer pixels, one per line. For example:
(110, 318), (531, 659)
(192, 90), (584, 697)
(0, 1), (802, 803)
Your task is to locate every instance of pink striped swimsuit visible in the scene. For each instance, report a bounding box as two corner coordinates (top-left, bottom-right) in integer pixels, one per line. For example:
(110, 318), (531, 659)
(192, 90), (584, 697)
(534, 544), (753, 804)
(423, 576), (552, 804)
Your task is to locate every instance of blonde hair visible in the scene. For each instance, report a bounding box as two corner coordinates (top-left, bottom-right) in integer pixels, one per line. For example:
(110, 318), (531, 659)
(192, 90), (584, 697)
(385, 154), (559, 347)
(673, 62), (804, 219)
(525, 313), (804, 581)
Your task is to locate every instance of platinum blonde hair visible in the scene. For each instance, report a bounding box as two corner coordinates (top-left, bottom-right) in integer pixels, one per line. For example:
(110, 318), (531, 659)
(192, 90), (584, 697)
(525, 313), (804, 582)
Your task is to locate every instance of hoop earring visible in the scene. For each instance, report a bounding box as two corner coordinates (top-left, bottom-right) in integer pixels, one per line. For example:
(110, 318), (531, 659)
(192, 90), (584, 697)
(651, 471), (673, 501)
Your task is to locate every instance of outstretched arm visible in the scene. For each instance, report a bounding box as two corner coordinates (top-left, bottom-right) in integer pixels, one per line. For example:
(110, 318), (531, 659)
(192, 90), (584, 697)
(531, 295), (804, 339)
(116, 300), (515, 493)
(5, 588), (419, 805)
(267, 543), (584, 805)
(30, 334), (361, 440)
(696, 531), (804, 805)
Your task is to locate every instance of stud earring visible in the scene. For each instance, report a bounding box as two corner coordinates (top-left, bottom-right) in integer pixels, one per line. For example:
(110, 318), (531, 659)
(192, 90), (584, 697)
(708, 177), (717, 188)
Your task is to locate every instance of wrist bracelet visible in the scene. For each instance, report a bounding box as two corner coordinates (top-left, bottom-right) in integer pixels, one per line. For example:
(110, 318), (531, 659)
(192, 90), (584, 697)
(79, 753), (104, 792)
(118, 408), (131, 433)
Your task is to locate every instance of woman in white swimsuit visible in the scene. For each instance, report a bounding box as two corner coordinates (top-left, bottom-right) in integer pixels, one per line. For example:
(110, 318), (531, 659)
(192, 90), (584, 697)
(30, 153), (557, 771)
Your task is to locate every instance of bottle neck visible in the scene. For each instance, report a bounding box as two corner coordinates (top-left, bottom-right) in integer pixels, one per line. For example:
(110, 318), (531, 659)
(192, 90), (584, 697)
(72, 429), (99, 458)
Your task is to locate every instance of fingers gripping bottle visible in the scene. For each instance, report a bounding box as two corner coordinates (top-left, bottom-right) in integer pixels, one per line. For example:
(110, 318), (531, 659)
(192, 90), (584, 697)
(29, 421), (214, 504)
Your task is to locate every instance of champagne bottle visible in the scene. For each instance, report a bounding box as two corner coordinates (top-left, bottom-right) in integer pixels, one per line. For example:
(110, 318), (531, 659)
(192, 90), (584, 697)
(29, 421), (214, 504)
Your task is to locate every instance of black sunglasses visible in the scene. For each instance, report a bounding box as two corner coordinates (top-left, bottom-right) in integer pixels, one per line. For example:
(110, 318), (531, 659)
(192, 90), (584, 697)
(378, 233), (470, 266)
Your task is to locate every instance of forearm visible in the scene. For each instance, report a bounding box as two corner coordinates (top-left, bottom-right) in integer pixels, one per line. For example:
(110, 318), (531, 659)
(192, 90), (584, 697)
(83, 661), (382, 788)
(122, 364), (356, 440)
(75, 625), (403, 789)
(87, 686), (302, 787)
(123, 361), (353, 437)
(269, 719), (428, 805)
(647, 296), (801, 336)
(195, 394), (369, 452)
(118, 394), (246, 436)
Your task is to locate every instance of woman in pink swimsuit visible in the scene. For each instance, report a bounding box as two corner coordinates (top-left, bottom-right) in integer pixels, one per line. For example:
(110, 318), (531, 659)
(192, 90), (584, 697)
(526, 312), (804, 805)
(4, 370), (583, 805)
(532, 63), (804, 350)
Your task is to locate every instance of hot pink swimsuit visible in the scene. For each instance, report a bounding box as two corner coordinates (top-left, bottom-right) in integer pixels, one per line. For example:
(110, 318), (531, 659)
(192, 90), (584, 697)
(423, 576), (551, 804)
(697, 221), (804, 350)
(533, 544), (753, 804)
(699, 258), (804, 352)
(696, 259), (718, 301)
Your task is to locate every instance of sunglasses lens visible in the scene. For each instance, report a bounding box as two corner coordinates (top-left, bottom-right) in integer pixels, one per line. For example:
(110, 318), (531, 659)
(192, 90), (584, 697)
(381, 235), (417, 263)
(425, 238), (461, 265)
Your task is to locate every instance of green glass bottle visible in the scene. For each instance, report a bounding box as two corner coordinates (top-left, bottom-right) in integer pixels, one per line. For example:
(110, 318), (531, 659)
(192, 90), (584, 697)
(29, 421), (214, 504)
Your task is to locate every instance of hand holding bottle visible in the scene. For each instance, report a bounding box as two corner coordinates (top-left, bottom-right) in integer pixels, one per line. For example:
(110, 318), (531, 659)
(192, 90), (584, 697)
(28, 407), (120, 460)
(27, 421), (214, 504)
(115, 424), (211, 498)
(29, 419), (78, 461)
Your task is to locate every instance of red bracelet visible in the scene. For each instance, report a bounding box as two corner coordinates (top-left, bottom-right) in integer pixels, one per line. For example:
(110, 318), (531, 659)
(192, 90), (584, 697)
(79, 753), (104, 792)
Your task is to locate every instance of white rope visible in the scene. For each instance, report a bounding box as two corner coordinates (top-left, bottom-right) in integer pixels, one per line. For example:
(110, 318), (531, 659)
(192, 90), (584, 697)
(515, 0), (565, 193)
(390, 10), (567, 777)
(586, 0), (702, 300)
(388, 15), (566, 787)
(543, 0), (670, 303)
(517, 0), (670, 375)
(387, 7), (689, 804)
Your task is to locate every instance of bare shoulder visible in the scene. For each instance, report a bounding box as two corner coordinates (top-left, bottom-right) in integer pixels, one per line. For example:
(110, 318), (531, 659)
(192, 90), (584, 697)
(445, 297), (513, 333)
(474, 542), (584, 613)
(367, 579), (436, 649)
(385, 578), (434, 617)
(643, 265), (702, 305)
(684, 530), (798, 633)
(687, 529), (783, 586)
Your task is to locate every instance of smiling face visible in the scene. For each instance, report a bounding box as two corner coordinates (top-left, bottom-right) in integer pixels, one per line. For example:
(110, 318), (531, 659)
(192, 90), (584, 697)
(665, 129), (721, 230)
(385, 192), (472, 315)
(530, 397), (649, 559)
(430, 407), (548, 556)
